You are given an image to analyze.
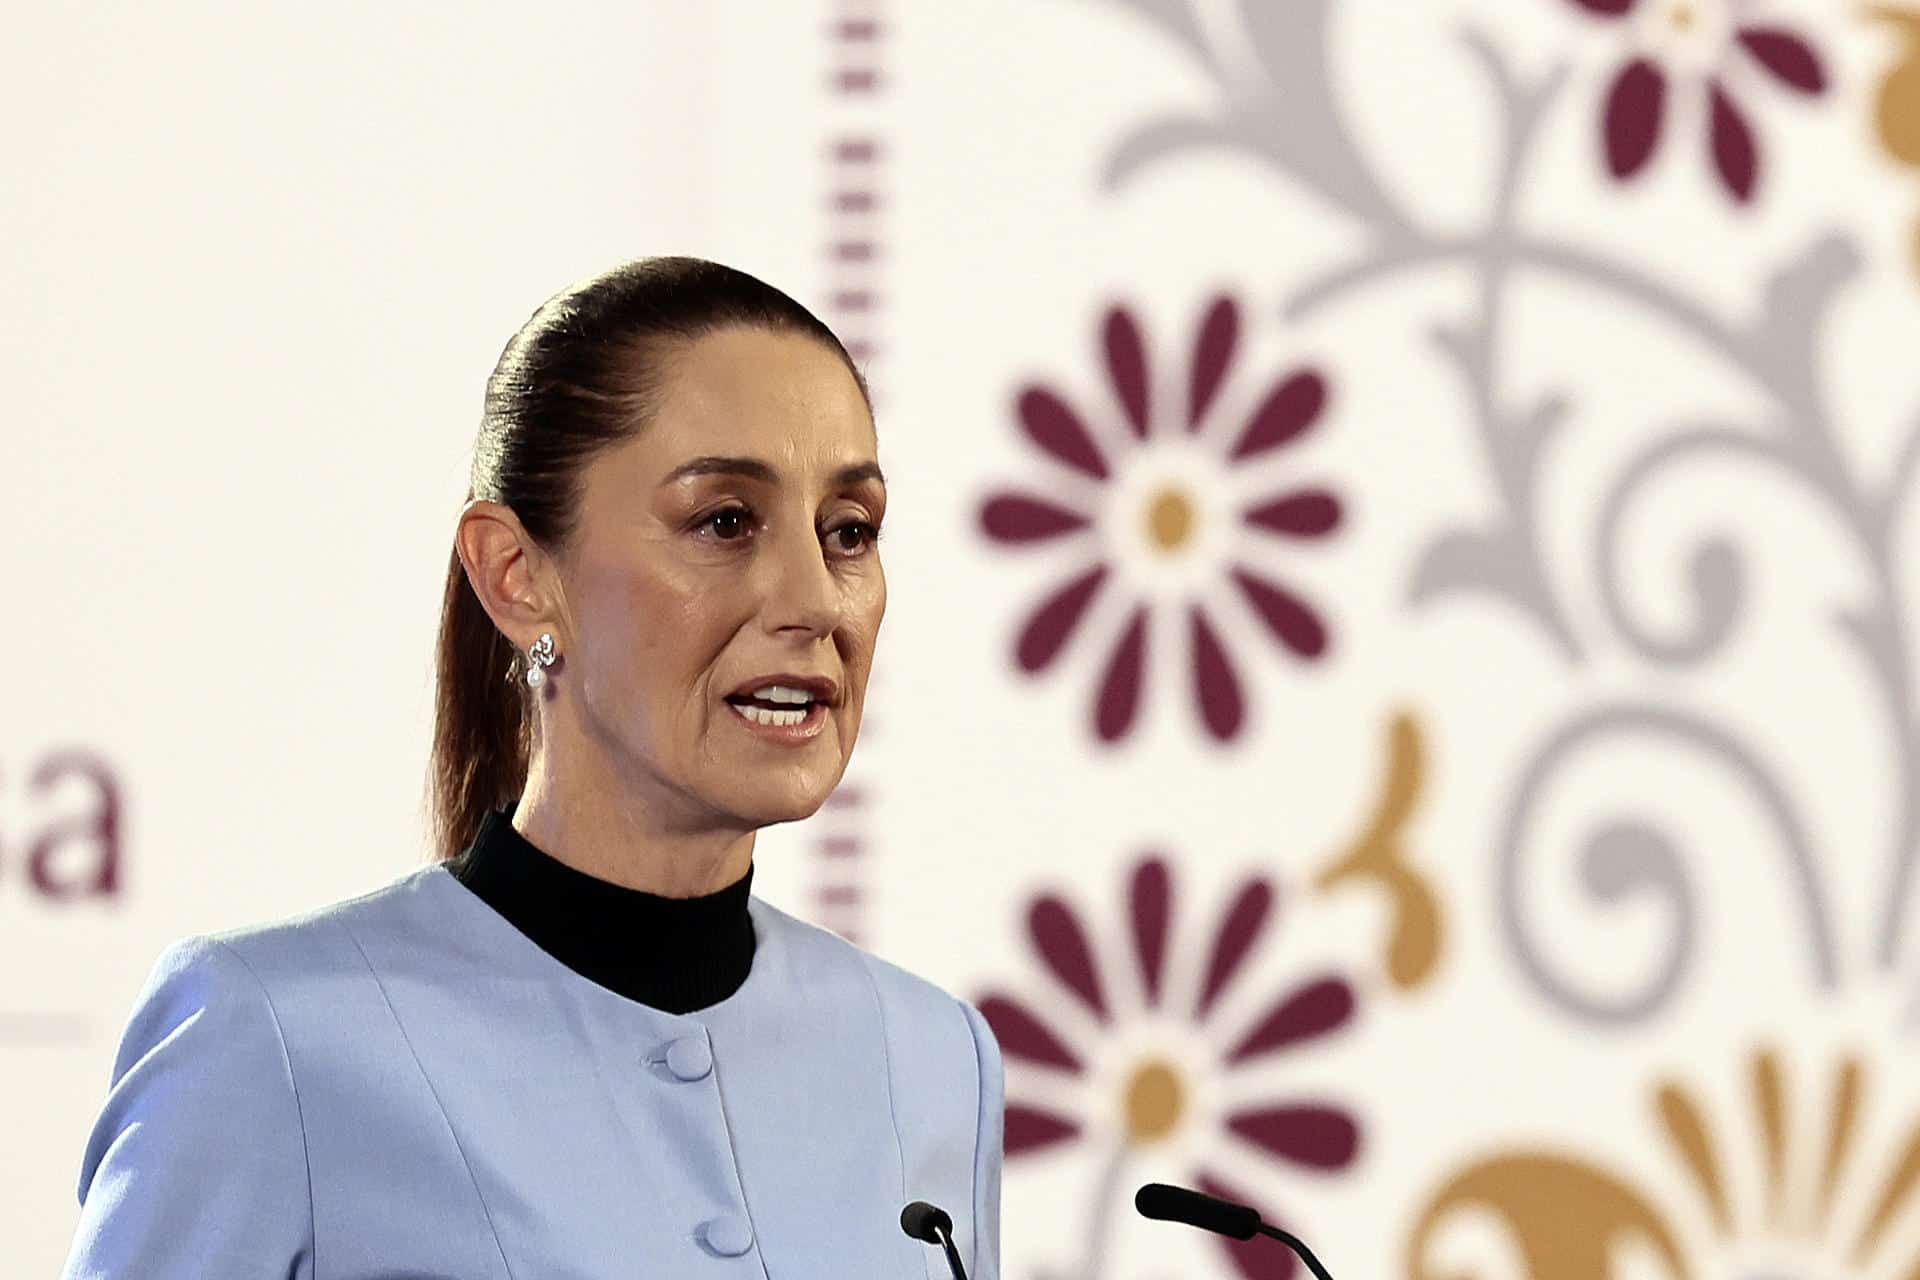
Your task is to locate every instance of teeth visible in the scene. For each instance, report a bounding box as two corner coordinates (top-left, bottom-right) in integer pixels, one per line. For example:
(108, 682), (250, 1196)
(743, 684), (816, 704)
(730, 702), (811, 727)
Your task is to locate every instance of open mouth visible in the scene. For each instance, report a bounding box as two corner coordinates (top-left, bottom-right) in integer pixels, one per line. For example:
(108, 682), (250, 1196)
(723, 693), (822, 728)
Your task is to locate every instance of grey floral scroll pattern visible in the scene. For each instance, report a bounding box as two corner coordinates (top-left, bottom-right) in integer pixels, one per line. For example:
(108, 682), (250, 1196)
(1098, 0), (1920, 1025)
(1496, 701), (1837, 1022)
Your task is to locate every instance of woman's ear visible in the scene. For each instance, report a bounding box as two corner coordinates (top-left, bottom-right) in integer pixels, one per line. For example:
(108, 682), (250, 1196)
(456, 499), (559, 648)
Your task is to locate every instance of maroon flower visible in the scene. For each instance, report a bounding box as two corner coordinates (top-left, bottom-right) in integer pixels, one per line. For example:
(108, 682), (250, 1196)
(977, 856), (1362, 1280)
(1567, 0), (1826, 203)
(978, 296), (1343, 744)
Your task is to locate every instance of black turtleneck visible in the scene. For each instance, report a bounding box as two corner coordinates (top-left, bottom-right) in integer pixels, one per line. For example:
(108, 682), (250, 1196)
(447, 799), (756, 1014)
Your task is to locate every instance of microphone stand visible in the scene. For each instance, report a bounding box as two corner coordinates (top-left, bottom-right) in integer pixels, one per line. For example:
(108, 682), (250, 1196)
(932, 1220), (968, 1280)
(1255, 1222), (1335, 1280)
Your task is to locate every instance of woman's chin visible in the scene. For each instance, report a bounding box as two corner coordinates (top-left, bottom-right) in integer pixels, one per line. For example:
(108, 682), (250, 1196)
(723, 771), (846, 826)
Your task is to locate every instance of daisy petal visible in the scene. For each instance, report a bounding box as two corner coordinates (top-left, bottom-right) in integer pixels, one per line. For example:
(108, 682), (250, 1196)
(1604, 58), (1666, 179)
(1131, 857), (1172, 1009)
(1230, 566), (1329, 659)
(1227, 1104), (1362, 1169)
(1226, 975), (1356, 1065)
(976, 993), (1084, 1071)
(1031, 894), (1110, 1021)
(980, 492), (1092, 543)
(1737, 27), (1824, 94)
(1105, 307), (1152, 441)
(1197, 879), (1274, 1019)
(1006, 1104), (1082, 1156)
(1244, 490), (1341, 539)
(1015, 564), (1109, 673)
(1018, 386), (1111, 479)
(1191, 605), (1245, 741)
(1195, 1171), (1298, 1280)
(1189, 295), (1239, 431)
(1228, 371), (1326, 462)
(1709, 81), (1758, 203)
(1095, 604), (1149, 742)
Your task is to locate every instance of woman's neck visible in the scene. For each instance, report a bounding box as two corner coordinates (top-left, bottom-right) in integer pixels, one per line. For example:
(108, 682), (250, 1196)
(513, 759), (756, 899)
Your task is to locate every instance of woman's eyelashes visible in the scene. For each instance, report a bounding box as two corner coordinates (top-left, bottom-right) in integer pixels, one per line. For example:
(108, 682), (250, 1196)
(692, 503), (882, 556)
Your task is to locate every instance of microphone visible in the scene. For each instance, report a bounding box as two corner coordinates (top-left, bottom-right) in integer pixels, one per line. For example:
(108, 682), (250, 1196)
(900, 1200), (970, 1280)
(1135, 1182), (1336, 1280)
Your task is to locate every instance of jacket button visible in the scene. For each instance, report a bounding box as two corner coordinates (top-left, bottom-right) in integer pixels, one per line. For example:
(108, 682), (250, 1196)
(698, 1212), (754, 1256)
(665, 1036), (713, 1081)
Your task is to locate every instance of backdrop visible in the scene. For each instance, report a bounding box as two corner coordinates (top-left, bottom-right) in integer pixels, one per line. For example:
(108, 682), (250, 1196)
(8, 2), (1920, 1276)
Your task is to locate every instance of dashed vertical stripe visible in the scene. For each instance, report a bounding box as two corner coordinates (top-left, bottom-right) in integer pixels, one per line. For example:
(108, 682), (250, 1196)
(816, 0), (887, 945)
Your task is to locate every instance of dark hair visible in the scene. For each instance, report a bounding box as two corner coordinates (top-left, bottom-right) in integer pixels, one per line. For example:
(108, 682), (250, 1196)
(425, 256), (870, 863)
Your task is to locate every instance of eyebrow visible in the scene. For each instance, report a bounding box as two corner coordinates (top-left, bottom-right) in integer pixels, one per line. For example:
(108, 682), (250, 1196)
(659, 455), (885, 488)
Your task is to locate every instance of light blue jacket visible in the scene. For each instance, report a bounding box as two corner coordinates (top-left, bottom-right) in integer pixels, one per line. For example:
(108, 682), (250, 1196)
(60, 861), (1003, 1278)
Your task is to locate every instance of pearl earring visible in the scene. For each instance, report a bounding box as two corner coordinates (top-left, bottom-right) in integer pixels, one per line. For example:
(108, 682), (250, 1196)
(523, 632), (557, 688)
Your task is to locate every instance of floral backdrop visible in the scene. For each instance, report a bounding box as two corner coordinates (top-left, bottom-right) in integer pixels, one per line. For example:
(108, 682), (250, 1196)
(918, 0), (1920, 1276)
(7, 1), (1920, 1276)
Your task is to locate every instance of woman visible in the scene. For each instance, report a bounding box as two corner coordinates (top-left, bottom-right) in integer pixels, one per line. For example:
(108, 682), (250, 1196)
(60, 257), (1004, 1278)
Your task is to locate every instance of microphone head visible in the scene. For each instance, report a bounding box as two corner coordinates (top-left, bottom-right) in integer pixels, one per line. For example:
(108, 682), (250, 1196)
(900, 1200), (954, 1245)
(1135, 1182), (1260, 1240)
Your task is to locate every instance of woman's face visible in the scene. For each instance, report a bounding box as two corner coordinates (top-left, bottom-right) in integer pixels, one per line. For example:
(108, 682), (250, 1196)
(551, 325), (885, 830)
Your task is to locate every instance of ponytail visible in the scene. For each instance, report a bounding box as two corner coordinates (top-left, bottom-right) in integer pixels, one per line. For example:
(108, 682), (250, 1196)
(426, 523), (530, 862)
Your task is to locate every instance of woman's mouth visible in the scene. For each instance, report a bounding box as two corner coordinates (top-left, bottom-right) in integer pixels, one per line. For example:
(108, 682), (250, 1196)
(723, 695), (829, 743)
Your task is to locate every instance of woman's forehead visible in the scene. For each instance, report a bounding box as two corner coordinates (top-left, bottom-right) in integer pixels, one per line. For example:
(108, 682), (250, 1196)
(667, 328), (866, 417)
(591, 395), (877, 497)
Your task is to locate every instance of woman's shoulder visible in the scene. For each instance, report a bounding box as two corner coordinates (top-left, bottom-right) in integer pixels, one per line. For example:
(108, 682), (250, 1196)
(89, 871), (450, 1172)
(748, 896), (999, 1063)
(161, 863), (454, 997)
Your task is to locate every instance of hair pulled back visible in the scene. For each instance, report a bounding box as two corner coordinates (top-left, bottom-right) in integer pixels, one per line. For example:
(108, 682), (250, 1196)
(426, 256), (868, 863)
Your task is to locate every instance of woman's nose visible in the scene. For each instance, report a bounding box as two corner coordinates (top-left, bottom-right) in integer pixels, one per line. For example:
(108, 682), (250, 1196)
(760, 524), (843, 633)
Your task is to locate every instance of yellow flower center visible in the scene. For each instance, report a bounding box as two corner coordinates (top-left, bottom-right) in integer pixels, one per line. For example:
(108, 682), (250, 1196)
(1125, 1058), (1185, 1142)
(1145, 487), (1196, 551)
(1642, 0), (1725, 74)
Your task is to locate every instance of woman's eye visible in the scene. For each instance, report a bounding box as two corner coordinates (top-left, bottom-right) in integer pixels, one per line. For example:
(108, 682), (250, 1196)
(830, 522), (882, 554)
(699, 506), (754, 540)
